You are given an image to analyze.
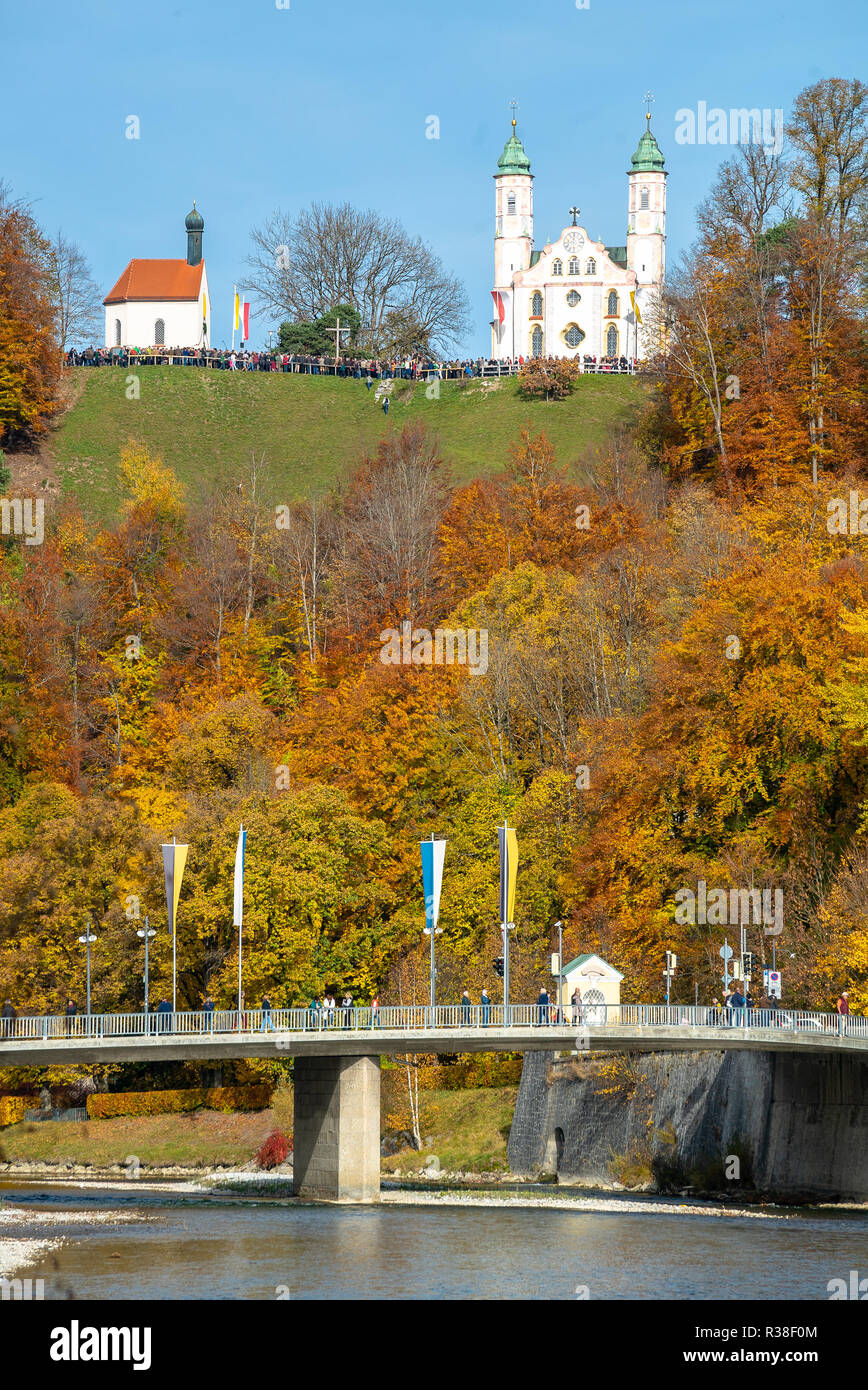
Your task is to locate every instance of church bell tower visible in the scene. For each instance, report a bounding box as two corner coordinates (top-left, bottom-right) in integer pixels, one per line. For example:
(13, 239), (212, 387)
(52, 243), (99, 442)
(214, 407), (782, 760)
(492, 111), (533, 356)
(185, 202), (204, 268)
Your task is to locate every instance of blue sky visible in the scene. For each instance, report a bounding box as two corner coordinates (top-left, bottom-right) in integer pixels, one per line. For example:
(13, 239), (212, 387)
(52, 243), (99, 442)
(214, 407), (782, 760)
(2, 0), (864, 354)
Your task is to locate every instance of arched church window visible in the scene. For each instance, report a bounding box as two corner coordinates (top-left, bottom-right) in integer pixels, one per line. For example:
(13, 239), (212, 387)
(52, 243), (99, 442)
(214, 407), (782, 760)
(606, 324), (618, 357)
(531, 325), (543, 356)
(582, 987), (606, 1023)
(607, 290), (619, 316)
(531, 291), (543, 317)
(154, 318), (165, 345)
(551, 259), (562, 276)
(564, 324), (584, 348)
(114, 319), (121, 346)
(585, 258), (596, 276)
(568, 257), (580, 276)
(507, 191), (516, 215)
(640, 186), (649, 209)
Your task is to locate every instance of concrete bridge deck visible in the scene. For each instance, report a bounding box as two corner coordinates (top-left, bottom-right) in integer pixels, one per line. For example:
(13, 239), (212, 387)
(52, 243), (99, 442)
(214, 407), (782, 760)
(1, 1003), (863, 1202)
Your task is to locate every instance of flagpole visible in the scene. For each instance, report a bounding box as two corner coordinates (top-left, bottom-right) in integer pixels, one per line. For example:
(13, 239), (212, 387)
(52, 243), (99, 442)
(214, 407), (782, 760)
(172, 836), (177, 1014)
(237, 825), (243, 1017)
(232, 285), (236, 351)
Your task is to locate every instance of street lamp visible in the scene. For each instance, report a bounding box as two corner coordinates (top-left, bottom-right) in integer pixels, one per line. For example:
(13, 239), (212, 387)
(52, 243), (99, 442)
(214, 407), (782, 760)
(554, 920), (563, 1019)
(77, 923), (97, 1020)
(136, 916), (156, 1014)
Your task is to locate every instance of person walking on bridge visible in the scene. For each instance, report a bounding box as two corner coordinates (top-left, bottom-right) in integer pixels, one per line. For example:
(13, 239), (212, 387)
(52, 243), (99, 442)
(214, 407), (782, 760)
(836, 990), (850, 1037)
(536, 987), (549, 1027)
(260, 995), (274, 1032)
(571, 987), (583, 1026)
(204, 996), (215, 1032)
(1, 1000), (16, 1038)
(370, 995), (380, 1029)
(64, 998), (78, 1037)
(481, 987), (490, 1027)
(461, 989), (472, 1026)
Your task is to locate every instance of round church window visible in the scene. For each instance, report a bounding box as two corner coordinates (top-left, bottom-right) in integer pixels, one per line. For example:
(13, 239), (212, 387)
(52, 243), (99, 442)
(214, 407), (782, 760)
(566, 290), (581, 307)
(564, 324), (584, 348)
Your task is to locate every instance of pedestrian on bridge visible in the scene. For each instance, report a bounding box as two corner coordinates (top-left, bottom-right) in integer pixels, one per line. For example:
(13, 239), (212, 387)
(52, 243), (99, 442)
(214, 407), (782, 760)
(536, 988), (549, 1027)
(64, 998), (78, 1037)
(461, 989), (472, 1026)
(156, 998), (172, 1034)
(370, 995), (380, 1029)
(837, 991), (850, 1037)
(341, 993), (353, 1027)
(261, 996), (274, 1032)
(204, 997), (215, 1032)
(571, 988), (583, 1026)
(1, 1000), (16, 1037)
(481, 988), (491, 1027)
(324, 992), (336, 1027)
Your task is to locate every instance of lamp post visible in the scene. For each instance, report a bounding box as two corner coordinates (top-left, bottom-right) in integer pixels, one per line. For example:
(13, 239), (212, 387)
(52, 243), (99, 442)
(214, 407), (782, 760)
(421, 834), (446, 1020)
(554, 920), (563, 1020)
(137, 916), (156, 1014)
(77, 923), (97, 1021)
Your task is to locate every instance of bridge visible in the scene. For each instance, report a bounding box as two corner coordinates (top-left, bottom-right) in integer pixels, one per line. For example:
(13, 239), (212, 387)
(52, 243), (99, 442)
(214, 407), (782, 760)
(1, 1003), (863, 1202)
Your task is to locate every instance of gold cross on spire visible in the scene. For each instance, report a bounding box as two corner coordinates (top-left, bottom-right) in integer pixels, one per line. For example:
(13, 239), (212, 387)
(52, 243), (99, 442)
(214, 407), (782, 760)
(643, 90), (655, 127)
(509, 98), (519, 131)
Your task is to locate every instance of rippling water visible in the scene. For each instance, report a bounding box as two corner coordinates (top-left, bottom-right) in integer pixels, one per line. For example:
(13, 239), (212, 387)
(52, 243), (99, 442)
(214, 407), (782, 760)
(2, 1182), (866, 1300)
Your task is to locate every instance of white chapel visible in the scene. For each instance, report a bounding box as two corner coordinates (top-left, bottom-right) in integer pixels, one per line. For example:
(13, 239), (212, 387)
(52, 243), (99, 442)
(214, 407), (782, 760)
(104, 205), (211, 350)
(490, 109), (667, 361)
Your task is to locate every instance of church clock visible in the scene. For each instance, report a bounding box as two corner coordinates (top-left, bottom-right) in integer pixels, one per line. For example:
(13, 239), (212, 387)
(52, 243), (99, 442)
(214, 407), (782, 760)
(563, 230), (584, 253)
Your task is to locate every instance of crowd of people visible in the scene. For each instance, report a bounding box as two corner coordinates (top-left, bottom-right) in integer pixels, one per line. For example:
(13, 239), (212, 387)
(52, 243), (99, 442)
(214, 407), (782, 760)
(64, 345), (642, 378)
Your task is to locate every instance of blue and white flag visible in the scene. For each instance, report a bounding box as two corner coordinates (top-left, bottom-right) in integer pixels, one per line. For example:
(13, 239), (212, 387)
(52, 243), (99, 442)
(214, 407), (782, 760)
(420, 837), (446, 931)
(233, 825), (246, 928)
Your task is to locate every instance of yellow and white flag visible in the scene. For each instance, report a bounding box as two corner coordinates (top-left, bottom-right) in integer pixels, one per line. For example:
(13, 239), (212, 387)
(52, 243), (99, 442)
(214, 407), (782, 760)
(630, 290), (642, 325)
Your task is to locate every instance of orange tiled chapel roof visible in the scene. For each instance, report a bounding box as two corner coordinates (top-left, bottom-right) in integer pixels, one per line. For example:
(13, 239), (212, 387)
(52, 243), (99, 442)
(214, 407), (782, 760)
(104, 259), (204, 305)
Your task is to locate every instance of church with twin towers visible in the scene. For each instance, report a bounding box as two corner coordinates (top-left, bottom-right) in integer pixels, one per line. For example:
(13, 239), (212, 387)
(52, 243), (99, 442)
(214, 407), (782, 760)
(490, 102), (667, 361)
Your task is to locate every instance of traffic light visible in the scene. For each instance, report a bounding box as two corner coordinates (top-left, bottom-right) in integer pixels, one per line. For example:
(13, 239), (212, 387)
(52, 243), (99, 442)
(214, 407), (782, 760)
(665, 951), (677, 971)
(493, 956), (504, 978)
(743, 951), (755, 977)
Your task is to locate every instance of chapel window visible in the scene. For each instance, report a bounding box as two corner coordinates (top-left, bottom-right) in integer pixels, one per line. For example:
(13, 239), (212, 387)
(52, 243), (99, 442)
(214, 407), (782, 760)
(640, 186), (649, 209)
(552, 259), (563, 276)
(606, 324), (618, 356)
(607, 290), (619, 316)
(585, 258), (596, 275)
(114, 319), (121, 346)
(568, 257), (580, 276)
(531, 291), (543, 317)
(531, 325), (543, 356)
(565, 324), (584, 348)
(507, 191), (516, 215)
(154, 318), (165, 345)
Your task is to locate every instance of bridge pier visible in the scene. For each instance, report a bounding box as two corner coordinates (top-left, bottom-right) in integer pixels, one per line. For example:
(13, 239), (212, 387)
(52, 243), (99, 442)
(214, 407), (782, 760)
(293, 1054), (381, 1202)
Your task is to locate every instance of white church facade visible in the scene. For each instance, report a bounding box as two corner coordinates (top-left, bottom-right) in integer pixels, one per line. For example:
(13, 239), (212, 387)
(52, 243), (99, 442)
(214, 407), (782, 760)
(490, 112), (666, 361)
(104, 205), (211, 349)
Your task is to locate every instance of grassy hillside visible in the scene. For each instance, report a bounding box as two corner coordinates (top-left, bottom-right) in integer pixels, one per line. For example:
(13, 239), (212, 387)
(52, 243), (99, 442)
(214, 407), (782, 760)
(0, 1085), (517, 1173)
(53, 366), (648, 523)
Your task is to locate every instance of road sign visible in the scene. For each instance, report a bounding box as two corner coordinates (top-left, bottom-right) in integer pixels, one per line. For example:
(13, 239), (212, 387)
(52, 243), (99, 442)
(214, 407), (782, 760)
(719, 944), (733, 961)
(764, 968), (781, 999)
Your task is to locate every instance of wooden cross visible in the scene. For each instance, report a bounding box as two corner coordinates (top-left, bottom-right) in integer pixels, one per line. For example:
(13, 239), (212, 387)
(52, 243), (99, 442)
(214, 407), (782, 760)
(323, 317), (349, 361)
(569, 206), (580, 226)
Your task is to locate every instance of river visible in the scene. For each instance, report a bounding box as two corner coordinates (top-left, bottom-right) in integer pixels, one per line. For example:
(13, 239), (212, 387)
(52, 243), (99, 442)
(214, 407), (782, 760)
(1, 1181), (866, 1300)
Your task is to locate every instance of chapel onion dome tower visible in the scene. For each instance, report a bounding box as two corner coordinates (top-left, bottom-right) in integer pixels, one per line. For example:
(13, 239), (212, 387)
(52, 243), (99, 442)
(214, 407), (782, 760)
(185, 202), (204, 267)
(493, 118), (534, 292)
(626, 112), (667, 291)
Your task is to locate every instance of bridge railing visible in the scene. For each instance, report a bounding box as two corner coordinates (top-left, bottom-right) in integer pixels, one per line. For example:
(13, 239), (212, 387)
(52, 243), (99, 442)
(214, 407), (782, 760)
(0, 1002), (862, 1042)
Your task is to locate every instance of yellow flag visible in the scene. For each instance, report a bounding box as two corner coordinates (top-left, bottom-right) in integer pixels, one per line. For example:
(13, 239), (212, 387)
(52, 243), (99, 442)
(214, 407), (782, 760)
(630, 290), (642, 325)
(233, 289), (241, 331)
(161, 842), (189, 936)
